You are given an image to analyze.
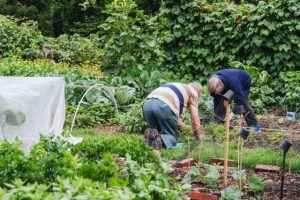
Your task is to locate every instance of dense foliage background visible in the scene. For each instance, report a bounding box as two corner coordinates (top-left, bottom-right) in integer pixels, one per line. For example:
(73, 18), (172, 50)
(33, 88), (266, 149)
(0, 0), (299, 130)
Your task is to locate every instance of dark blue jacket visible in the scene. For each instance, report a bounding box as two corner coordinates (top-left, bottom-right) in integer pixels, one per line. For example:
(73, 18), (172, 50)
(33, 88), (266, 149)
(212, 69), (251, 105)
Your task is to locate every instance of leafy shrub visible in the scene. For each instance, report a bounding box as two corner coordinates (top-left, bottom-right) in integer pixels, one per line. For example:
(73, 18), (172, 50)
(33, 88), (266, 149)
(26, 135), (77, 183)
(159, 0), (300, 79)
(65, 102), (117, 128)
(72, 133), (157, 164)
(0, 132), (188, 199)
(277, 71), (300, 113)
(0, 140), (28, 187)
(0, 16), (102, 64)
(47, 34), (102, 64)
(119, 102), (148, 134)
(98, 0), (167, 70)
(0, 15), (43, 58)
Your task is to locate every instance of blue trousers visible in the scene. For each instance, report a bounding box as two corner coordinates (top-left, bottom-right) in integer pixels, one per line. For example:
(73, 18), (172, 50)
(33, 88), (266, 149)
(142, 98), (178, 148)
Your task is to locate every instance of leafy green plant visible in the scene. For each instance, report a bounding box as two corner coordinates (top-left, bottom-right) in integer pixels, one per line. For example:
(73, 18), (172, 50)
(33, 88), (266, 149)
(47, 34), (102, 64)
(159, 0), (299, 79)
(65, 102), (116, 128)
(0, 15), (102, 63)
(0, 15), (43, 58)
(277, 71), (300, 113)
(0, 140), (28, 187)
(232, 170), (247, 184)
(98, 0), (167, 70)
(221, 185), (243, 200)
(249, 175), (265, 193)
(119, 102), (148, 134)
(182, 166), (205, 187)
(204, 164), (220, 189)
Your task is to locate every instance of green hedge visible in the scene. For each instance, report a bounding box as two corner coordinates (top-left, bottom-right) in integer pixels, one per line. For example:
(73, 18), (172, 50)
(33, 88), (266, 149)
(160, 0), (300, 81)
(0, 15), (102, 64)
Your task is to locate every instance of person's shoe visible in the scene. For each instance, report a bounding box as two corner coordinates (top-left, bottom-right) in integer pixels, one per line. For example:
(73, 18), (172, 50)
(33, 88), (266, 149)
(144, 128), (162, 150)
(253, 124), (261, 132)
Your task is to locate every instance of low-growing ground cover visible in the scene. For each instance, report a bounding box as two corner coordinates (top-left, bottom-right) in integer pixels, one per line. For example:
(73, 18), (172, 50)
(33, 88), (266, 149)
(0, 130), (187, 199)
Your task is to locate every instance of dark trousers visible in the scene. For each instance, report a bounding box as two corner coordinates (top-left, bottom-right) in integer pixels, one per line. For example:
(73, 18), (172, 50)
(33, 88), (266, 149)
(142, 98), (178, 148)
(213, 90), (258, 126)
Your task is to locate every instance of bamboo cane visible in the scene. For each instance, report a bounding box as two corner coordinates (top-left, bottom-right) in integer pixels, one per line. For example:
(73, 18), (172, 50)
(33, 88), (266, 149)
(238, 114), (243, 190)
(224, 101), (230, 186)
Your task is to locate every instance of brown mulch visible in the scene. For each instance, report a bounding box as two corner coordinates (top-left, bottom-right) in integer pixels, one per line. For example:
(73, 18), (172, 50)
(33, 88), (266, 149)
(95, 124), (124, 133)
(170, 164), (300, 200)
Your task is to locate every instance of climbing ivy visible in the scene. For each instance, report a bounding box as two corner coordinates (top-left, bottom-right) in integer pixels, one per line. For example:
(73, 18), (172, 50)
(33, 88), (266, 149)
(159, 0), (300, 81)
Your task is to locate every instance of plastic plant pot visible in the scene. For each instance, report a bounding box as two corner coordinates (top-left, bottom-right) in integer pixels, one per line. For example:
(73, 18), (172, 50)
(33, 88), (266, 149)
(235, 105), (246, 114)
(238, 128), (249, 140)
(280, 140), (292, 153)
(285, 112), (296, 122)
(222, 90), (235, 102)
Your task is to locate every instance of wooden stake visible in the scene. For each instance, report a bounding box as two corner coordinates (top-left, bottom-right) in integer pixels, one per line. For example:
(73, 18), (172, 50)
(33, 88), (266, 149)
(224, 101), (230, 186)
(238, 136), (240, 170)
(288, 130), (292, 174)
(288, 147), (292, 174)
(238, 114), (243, 190)
(240, 145), (243, 171)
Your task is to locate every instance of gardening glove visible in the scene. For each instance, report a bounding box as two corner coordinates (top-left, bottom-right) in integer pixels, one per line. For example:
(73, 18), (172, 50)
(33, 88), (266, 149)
(253, 124), (261, 132)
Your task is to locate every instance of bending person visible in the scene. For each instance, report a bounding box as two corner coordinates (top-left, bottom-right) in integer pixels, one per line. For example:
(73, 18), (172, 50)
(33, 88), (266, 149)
(207, 69), (260, 132)
(142, 82), (204, 149)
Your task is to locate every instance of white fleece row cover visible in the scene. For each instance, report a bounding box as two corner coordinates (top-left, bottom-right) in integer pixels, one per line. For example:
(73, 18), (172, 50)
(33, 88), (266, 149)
(0, 77), (65, 150)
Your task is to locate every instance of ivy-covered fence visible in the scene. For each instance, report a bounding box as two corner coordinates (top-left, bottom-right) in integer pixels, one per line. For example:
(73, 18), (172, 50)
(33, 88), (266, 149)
(160, 0), (300, 81)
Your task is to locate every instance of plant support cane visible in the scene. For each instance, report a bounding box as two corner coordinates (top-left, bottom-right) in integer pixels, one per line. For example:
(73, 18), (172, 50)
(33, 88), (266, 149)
(238, 113), (242, 190)
(224, 100), (230, 186)
(222, 90), (235, 186)
(236, 105), (244, 190)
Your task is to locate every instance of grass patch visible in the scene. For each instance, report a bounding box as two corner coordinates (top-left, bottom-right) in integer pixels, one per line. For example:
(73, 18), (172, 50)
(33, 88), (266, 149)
(70, 128), (300, 172)
(70, 128), (143, 141)
(161, 141), (300, 172)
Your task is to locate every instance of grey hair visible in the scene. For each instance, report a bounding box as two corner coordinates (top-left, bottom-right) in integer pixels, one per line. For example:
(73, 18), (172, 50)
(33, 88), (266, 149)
(207, 75), (224, 94)
(188, 82), (202, 97)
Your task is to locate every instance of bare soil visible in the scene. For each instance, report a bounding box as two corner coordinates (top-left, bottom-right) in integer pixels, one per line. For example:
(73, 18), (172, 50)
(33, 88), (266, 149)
(170, 164), (300, 200)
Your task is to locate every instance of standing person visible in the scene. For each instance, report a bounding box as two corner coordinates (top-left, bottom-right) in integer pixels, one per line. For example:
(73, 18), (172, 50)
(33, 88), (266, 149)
(142, 82), (204, 149)
(207, 69), (260, 132)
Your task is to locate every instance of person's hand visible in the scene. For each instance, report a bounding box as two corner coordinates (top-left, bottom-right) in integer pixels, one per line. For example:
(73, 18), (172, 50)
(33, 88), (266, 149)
(180, 125), (192, 135)
(195, 132), (205, 141)
(223, 100), (230, 107)
(178, 123), (187, 130)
